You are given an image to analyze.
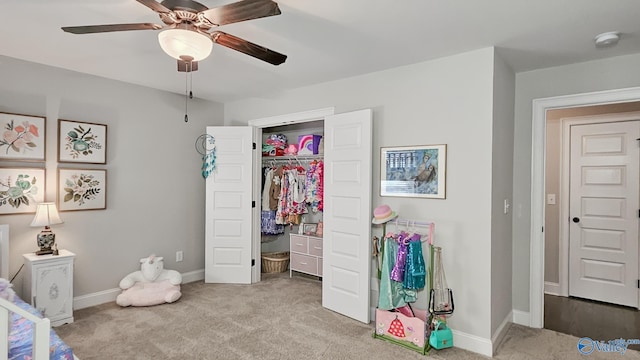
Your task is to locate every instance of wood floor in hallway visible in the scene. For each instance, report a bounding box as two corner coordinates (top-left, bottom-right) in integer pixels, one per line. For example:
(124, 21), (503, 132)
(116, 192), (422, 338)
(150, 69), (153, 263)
(544, 294), (640, 351)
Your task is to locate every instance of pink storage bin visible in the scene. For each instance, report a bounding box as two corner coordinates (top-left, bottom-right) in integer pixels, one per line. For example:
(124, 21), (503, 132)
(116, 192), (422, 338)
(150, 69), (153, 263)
(373, 308), (430, 354)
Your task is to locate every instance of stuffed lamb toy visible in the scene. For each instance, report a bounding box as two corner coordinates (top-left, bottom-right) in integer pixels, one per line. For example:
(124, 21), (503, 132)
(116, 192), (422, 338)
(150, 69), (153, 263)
(116, 254), (182, 307)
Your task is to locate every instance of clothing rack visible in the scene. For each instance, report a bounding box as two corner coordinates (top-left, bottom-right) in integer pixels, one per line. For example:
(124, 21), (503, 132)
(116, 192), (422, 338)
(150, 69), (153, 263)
(372, 216), (436, 355)
(389, 218), (435, 244)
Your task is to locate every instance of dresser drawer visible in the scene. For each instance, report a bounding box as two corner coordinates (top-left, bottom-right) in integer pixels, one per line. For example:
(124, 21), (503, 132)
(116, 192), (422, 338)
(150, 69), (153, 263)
(318, 258), (323, 277)
(290, 235), (308, 254)
(290, 253), (318, 275)
(308, 237), (323, 257)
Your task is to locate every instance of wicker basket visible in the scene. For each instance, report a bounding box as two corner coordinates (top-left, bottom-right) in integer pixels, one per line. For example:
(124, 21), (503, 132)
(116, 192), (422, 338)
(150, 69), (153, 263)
(261, 251), (290, 273)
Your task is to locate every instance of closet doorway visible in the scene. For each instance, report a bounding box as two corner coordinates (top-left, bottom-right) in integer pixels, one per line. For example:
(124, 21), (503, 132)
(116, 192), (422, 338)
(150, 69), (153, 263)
(205, 107), (374, 323)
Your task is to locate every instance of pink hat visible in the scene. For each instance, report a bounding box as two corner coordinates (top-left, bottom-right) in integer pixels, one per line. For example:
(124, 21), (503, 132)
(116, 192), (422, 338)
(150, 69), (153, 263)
(372, 204), (398, 224)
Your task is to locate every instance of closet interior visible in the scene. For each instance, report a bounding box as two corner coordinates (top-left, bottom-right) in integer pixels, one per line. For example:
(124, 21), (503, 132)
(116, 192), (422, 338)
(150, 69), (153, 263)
(259, 120), (324, 279)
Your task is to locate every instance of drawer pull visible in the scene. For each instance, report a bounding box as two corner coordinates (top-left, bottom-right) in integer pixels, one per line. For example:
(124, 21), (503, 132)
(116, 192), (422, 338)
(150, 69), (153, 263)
(300, 262), (307, 265)
(313, 246), (322, 250)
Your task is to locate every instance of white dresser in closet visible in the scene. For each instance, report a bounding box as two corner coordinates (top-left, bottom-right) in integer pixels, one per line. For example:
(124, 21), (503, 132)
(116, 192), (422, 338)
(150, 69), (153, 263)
(289, 234), (323, 278)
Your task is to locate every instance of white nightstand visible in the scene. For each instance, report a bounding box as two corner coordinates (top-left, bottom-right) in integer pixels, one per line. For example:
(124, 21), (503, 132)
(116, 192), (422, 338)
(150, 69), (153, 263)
(22, 249), (75, 327)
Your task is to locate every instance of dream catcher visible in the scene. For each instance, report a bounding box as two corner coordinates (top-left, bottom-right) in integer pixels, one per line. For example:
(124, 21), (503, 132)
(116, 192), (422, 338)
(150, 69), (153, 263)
(195, 134), (216, 179)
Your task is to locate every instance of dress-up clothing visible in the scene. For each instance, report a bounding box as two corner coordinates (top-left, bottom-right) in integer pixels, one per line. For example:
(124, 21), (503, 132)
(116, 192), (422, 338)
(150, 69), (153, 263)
(403, 236), (426, 290)
(378, 235), (417, 310)
(390, 232), (409, 282)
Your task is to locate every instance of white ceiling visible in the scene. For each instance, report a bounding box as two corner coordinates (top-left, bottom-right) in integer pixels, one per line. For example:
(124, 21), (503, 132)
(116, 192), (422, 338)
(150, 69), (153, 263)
(2, 0), (640, 103)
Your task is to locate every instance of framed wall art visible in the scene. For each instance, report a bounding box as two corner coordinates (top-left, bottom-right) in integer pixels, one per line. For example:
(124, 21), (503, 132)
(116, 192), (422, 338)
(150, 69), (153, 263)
(0, 112), (46, 162)
(380, 144), (447, 199)
(0, 167), (45, 215)
(57, 168), (107, 211)
(58, 119), (107, 164)
(302, 223), (318, 236)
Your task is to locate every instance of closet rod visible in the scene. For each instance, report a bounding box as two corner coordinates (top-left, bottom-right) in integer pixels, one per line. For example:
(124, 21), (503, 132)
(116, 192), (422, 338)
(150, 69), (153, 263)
(261, 156), (322, 165)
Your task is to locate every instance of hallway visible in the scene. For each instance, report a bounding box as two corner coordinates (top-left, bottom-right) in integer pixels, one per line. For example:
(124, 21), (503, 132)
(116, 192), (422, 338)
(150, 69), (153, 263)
(544, 294), (640, 351)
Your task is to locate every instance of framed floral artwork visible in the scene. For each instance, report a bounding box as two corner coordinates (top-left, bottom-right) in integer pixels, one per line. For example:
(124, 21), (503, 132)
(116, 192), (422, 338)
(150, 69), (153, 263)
(380, 144), (447, 199)
(0, 167), (45, 215)
(58, 119), (107, 164)
(57, 168), (107, 211)
(0, 112), (46, 162)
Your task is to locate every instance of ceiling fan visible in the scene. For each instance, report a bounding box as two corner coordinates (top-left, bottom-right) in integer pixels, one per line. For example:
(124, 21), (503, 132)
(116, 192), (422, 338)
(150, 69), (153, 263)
(61, 0), (287, 72)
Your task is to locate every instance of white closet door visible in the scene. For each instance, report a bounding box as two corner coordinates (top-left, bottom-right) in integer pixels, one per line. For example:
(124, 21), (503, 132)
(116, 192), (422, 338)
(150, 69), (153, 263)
(322, 109), (372, 323)
(205, 126), (254, 284)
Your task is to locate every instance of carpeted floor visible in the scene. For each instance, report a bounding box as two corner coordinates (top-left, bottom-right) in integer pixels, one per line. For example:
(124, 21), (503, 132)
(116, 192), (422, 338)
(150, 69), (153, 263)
(55, 273), (639, 359)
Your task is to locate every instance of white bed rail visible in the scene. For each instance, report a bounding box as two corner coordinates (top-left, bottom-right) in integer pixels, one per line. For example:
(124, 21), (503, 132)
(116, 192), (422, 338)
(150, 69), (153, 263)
(0, 296), (50, 360)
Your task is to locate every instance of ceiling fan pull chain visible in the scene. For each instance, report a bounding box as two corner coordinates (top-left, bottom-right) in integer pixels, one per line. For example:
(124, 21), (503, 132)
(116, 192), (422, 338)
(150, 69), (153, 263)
(184, 65), (189, 122)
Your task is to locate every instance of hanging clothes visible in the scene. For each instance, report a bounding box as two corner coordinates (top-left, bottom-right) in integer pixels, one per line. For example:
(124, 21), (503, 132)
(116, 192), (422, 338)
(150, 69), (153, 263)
(269, 166), (283, 211)
(390, 231), (409, 282)
(378, 234), (417, 310)
(403, 234), (426, 290)
(261, 167), (274, 211)
(305, 160), (324, 212)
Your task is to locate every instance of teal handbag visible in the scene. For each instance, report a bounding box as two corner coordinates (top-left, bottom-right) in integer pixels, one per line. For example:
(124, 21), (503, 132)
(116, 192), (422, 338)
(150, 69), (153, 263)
(429, 321), (453, 350)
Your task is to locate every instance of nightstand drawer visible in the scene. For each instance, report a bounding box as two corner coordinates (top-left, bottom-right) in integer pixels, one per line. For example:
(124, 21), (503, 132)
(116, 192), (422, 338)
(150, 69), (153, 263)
(308, 237), (323, 257)
(290, 235), (308, 253)
(290, 253), (318, 275)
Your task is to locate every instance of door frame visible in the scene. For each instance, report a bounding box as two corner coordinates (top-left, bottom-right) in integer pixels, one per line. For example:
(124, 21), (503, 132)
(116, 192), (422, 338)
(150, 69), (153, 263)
(247, 107), (335, 283)
(557, 113), (640, 298)
(530, 86), (640, 328)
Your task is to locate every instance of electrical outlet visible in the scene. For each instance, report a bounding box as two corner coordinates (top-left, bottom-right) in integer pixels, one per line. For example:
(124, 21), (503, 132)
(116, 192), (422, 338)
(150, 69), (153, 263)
(176, 251), (183, 262)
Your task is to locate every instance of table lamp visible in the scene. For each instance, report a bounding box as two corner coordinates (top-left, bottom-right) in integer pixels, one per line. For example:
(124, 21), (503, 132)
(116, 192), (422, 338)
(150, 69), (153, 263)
(30, 202), (63, 255)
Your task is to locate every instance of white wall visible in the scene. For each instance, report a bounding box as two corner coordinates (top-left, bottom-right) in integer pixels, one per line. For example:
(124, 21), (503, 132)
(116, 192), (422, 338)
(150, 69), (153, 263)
(0, 55), (224, 298)
(512, 53), (640, 313)
(490, 53), (514, 342)
(225, 48), (497, 343)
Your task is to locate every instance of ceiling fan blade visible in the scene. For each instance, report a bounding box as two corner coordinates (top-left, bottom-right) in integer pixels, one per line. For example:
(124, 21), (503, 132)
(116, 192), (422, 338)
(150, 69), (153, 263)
(136, 0), (172, 14)
(202, 0), (281, 26)
(62, 23), (163, 34)
(211, 31), (286, 65)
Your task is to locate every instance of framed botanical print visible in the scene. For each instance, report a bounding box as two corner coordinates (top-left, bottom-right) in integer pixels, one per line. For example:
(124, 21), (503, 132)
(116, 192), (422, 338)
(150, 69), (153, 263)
(57, 168), (107, 211)
(380, 144), (447, 199)
(58, 119), (107, 164)
(0, 112), (46, 162)
(0, 167), (45, 215)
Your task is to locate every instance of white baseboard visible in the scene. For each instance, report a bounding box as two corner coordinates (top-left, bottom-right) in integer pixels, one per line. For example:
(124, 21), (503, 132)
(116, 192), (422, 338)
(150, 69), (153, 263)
(491, 311), (512, 354)
(451, 329), (493, 357)
(544, 281), (560, 296)
(181, 269), (205, 284)
(512, 309), (530, 326)
(73, 287), (120, 310)
(73, 269), (205, 310)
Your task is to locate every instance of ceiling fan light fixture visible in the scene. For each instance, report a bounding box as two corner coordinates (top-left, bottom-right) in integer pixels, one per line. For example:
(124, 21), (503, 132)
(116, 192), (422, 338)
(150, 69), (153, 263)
(158, 28), (213, 61)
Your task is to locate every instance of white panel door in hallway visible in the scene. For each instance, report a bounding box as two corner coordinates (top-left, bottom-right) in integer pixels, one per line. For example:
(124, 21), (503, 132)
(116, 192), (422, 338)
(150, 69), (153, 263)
(205, 126), (253, 284)
(569, 120), (639, 308)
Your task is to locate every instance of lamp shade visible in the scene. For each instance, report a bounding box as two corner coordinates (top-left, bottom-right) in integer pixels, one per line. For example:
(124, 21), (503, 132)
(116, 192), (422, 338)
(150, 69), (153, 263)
(158, 29), (213, 62)
(30, 203), (63, 227)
